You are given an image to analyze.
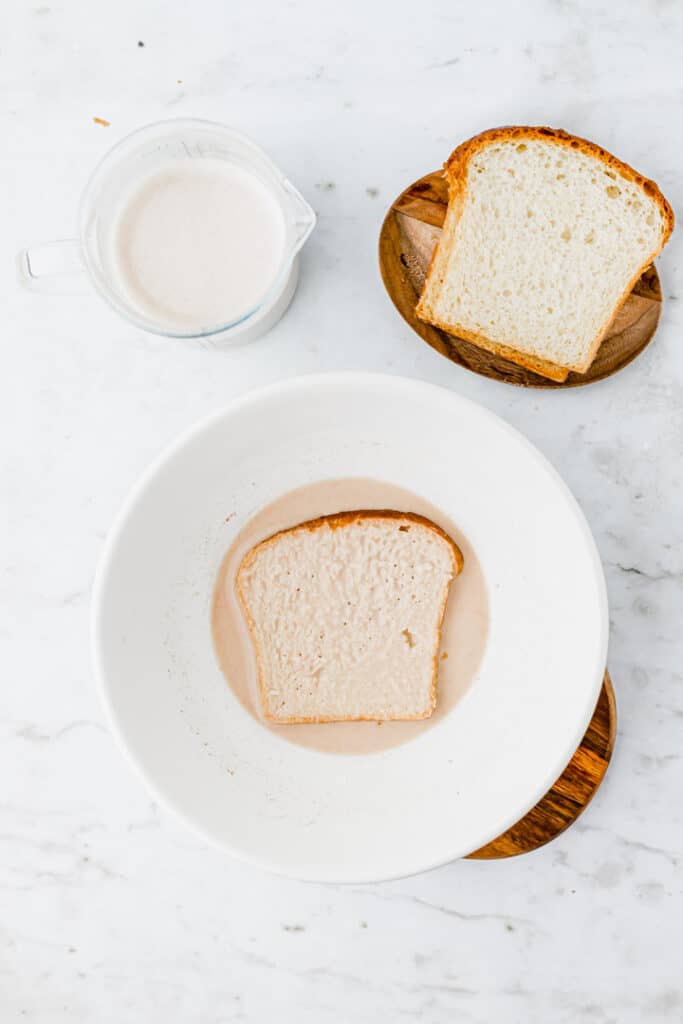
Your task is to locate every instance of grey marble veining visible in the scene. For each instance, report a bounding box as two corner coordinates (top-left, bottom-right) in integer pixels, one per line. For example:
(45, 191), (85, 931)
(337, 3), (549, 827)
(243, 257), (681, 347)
(2, 0), (683, 1020)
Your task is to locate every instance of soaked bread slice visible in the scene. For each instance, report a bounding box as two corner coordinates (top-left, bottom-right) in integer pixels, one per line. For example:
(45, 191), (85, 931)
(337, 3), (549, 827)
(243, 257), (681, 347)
(237, 510), (463, 723)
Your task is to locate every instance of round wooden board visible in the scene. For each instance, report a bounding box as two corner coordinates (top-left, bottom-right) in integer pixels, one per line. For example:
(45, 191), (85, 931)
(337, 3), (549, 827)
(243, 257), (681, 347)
(379, 171), (662, 388)
(466, 671), (616, 859)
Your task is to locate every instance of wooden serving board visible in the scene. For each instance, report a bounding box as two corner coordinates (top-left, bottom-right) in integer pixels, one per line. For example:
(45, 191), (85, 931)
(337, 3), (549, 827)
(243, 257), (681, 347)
(466, 671), (616, 858)
(379, 171), (662, 388)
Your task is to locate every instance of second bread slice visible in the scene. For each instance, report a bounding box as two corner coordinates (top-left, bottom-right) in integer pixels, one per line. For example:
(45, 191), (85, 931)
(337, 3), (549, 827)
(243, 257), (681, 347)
(416, 126), (673, 381)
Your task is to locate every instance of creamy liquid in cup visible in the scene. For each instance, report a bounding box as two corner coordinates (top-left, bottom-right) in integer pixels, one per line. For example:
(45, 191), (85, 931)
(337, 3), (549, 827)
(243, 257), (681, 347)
(212, 479), (490, 756)
(111, 158), (286, 333)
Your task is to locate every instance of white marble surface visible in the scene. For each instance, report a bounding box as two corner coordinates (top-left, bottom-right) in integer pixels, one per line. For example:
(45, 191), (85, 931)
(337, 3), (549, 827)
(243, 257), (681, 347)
(2, 0), (683, 1020)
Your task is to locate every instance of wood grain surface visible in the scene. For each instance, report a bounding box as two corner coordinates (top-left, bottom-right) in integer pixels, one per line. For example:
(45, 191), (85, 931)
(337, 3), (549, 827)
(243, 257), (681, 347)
(466, 672), (616, 859)
(379, 171), (662, 388)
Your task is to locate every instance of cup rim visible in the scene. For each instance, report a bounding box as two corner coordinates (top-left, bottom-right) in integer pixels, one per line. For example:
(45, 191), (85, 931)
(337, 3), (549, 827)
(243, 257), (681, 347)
(77, 118), (314, 340)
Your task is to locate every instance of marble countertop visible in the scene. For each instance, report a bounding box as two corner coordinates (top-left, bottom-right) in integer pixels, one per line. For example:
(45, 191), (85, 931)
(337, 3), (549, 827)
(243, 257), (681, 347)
(3, 0), (682, 1020)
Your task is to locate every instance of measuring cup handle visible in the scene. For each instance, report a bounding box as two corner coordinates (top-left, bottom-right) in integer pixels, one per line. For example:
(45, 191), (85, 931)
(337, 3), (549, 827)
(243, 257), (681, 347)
(17, 239), (88, 294)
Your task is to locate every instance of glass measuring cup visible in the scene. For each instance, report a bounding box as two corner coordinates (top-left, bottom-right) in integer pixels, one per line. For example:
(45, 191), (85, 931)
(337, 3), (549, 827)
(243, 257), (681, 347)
(18, 119), (316, 345)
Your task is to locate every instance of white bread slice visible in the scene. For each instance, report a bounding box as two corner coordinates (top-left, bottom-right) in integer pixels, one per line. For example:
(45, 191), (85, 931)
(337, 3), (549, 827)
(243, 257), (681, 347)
(237, 510), (463, 724)
(416, 126), (674, 381)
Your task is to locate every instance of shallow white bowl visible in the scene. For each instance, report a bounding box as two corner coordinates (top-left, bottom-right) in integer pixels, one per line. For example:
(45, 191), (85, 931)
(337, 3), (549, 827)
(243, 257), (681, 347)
(92, 373), (608, 882)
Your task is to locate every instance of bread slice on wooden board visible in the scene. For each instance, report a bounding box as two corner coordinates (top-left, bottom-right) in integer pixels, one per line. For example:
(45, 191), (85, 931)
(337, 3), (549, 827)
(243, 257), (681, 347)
(416, 126), (674, 381)
(237, 510), (463, 724)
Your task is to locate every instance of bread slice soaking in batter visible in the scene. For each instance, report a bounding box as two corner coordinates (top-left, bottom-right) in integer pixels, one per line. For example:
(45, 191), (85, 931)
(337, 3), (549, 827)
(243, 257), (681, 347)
(237, 510), (463, 724)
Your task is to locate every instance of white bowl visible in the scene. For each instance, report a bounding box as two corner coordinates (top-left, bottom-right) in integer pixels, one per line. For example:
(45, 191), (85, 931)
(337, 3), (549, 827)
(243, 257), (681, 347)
(92, 373), (608, 882)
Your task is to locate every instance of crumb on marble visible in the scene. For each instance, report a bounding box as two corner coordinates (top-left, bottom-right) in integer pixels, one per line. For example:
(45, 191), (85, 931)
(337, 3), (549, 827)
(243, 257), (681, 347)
(93, 117), (110, 127)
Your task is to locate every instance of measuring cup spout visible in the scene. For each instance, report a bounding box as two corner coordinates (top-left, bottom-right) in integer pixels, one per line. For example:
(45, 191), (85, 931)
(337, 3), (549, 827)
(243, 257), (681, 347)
(282, 179), (317, 254)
